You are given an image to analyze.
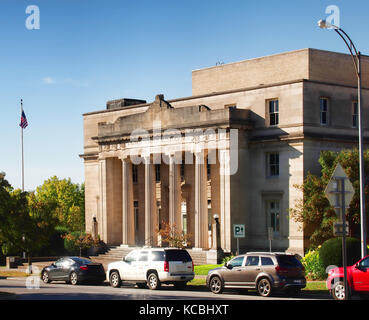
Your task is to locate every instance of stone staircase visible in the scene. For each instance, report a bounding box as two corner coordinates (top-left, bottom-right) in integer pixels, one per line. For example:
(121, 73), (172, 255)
(90, 245), (209, 268)
(187, 249), (208, 265)
(90, 245), (138, 269)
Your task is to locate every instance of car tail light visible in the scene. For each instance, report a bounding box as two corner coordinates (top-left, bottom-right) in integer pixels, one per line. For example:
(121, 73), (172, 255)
(275, 266), (288, 274)
(80, 265), (88, 271)
(164, 261), (169, 272)
(192, 261), (194, 272)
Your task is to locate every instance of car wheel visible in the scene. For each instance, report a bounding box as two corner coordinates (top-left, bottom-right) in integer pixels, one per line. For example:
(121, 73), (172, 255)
(257, 278), (272, 297)
(332, 281), (347, 300)
(41, 271), (50, 284)
(109, 271), (121, 288)
(147, 272), (161, 290)
(69, 272), (79, 285)
(209, 276), (223, 294)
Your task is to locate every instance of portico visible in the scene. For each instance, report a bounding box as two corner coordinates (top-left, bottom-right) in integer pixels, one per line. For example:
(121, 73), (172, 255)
(88, 94), (251, 253)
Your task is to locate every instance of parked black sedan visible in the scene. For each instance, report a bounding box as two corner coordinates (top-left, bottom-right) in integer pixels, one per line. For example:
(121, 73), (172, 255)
(41, 257), (106, 285)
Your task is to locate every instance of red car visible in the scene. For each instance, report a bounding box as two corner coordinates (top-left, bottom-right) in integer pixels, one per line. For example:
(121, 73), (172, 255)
(327, 255), (369, 300)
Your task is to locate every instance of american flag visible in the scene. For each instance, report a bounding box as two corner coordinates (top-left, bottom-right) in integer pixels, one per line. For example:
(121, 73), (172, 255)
(19, 110), (28, 129)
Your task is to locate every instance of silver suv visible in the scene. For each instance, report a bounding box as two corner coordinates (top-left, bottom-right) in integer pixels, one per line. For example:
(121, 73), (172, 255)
(206, 252), (306, 297)
(107, 248), (194, 290)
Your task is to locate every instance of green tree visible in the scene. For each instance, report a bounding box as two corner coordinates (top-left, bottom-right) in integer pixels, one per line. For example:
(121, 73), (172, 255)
(290, 149), (369, 248)
(30, 176), (85, 231)
(0, 174), (58, 270)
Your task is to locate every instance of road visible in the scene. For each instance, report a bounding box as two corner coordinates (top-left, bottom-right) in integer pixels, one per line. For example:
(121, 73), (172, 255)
(0, 278), (330, 300)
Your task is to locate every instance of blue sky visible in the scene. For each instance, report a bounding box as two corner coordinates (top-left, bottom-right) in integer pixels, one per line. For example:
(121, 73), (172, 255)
(1, 0), (369, 191)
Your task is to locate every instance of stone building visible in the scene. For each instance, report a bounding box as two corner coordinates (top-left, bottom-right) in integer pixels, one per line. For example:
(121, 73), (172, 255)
(81, 48), (369, 257)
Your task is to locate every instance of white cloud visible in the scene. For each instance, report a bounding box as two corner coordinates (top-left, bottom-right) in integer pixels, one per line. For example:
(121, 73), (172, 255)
(42, 77), (56, 85)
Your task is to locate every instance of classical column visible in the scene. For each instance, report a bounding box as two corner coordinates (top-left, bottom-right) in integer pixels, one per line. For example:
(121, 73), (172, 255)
(121, 157), (134, 245)
(194, 151), (209, 249)
(99, 159), (107, 243)
(144, 156), (157, 246)
(168, 154), (182, 229)
(210, 151), (221, 247)
(219, 149), (231, 253)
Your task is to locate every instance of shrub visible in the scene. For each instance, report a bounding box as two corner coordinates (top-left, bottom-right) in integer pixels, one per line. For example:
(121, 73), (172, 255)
(63, 232), (98, 256)
(157, 221), (192, 248)
(302, 247), (326, 280)
(63, 231), (81, 255)
(319, 237), (361, 270)
(221, 255), (234, 264)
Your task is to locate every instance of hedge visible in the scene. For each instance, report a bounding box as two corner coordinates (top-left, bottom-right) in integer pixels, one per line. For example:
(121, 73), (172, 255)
(319, 237), (361, 270)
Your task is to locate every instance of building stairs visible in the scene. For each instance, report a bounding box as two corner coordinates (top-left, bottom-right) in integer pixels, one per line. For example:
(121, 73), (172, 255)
(90, 245), (209, 268)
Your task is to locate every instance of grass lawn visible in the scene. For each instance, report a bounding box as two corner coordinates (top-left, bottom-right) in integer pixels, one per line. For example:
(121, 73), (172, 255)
(194, 264), (222, 275)
(303, 281), (327, 291)
(0, 270), (28, 278)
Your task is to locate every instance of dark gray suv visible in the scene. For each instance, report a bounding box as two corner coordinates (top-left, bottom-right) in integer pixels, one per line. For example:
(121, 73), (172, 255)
(206, 252), (306, 297)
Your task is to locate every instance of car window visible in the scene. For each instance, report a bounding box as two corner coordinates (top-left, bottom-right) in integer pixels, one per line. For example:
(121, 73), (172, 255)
(359, 257), (369, 268)
(138, 251), (148, 262)
(165, 250), (192, 262)
(261, 257), (274, 266)
(151, 251), (165, 261)
(62, 259), (73, 268)
(54, 258), (66, 267)
(245, 256), (259, 266)
(228, 256), (244, 268)
(71, 258), (90, 265)
(125, 250), (139, 263)
(276, 255), (302, 268)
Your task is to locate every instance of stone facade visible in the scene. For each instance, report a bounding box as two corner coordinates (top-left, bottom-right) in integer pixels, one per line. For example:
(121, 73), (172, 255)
(81, 48), (369, 257)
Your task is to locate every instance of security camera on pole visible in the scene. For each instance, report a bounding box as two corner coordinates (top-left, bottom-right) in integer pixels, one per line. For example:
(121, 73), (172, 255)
(324, 163), (355, 300)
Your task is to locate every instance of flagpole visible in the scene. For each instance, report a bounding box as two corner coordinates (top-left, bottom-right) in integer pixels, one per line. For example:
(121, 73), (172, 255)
(21, 99), (24, 192)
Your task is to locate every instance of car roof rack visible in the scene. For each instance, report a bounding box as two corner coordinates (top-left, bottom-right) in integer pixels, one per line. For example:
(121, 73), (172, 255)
(245, 251), (293, 255)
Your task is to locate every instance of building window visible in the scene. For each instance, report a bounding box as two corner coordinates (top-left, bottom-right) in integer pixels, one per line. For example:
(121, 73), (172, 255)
(155, 164), (161, 182)
(181, 201), (187, 235)
(267, 200), (280, 234)
(268, 99), (279, 126)
(267, 152), (279, 177)
(132, 165), (138, 183)
(134, 201), (139, 231)
(352, 101), (358, 128)
(320, 98), (328, 125)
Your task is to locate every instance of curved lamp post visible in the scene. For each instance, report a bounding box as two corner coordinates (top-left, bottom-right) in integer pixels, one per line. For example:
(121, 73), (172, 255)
(318, 19), (367, 258)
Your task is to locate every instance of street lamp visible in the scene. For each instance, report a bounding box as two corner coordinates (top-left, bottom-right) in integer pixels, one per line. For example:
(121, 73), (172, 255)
(318, 19), (367, 258)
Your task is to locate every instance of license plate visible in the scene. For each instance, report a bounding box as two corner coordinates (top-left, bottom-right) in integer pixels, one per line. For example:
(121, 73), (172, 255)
(293, 279), (302, 284)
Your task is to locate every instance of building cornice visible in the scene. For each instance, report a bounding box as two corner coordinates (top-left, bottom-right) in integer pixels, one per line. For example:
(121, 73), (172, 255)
(82, 78), (369, 118)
